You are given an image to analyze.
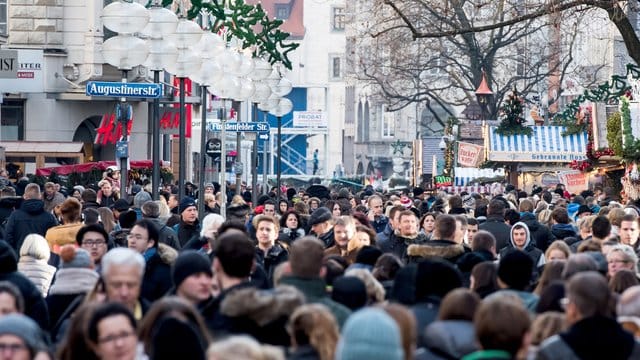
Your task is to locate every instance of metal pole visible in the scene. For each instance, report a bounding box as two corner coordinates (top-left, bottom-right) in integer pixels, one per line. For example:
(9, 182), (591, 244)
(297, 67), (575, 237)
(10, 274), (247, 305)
(251, 103), (258, 205)
(119, 70), (129, 195)
(178, 77), (186, 202)
(220, 100), (227, 218)
(198, 86), (207, 220)
(277, 115), (282, 200)
(152, 70), (161, 200)
(235, 101), (242, 194)
(262, 110), (268, 195)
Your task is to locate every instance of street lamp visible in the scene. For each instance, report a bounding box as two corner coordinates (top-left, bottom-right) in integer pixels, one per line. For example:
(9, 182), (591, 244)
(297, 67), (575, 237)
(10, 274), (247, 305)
(475, 71), (494, 121)
(165, 17), (203, 201)
(101, 0), (150, 194)
(141, 2), (178, 200)
(191, 31), (224, 218)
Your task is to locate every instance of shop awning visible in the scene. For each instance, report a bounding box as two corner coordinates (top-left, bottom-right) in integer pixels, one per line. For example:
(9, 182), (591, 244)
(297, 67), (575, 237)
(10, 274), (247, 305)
(487, 126), (587, 163)
(455, 167), (505, 186)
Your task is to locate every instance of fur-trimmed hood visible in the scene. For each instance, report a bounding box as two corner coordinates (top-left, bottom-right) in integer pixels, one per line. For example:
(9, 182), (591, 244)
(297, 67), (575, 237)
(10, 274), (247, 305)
(157, 243), (178, 265)
(407, 240), (466, 260)
(221, 285), (305, 326)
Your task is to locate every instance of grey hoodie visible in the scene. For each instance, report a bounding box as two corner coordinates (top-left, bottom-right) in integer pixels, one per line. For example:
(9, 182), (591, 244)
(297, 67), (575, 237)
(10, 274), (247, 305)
(507, 221), (545, 268)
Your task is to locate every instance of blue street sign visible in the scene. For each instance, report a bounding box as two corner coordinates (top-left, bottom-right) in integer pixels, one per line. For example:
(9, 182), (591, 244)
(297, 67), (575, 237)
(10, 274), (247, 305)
(206, 122), (270, 134)
(86, 81), (163, 98)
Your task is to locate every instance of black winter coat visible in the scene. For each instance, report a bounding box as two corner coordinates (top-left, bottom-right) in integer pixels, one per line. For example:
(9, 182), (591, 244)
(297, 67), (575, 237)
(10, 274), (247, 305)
(174, 220), (201, 247)
(5, 199), (57, 252)
(141, 247), (175, 302)
(520, 212), (555, 252)
(479, 215), (511, 251)
(255, 243), (288, 286)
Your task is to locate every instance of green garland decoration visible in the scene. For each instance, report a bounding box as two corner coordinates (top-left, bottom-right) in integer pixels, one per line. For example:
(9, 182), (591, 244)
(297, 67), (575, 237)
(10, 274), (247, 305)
(620, 96), (640, 162)
(552, 63), (640, 134)
(495, 88), (533, 136)
(162, 0), (299, 69)
(606, 112), (623, 156)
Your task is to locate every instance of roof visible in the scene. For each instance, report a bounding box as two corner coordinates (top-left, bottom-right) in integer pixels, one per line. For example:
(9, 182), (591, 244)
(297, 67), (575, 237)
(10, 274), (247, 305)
(246, 0), (305, 39)
(1, 141), (84, 153)
(487, 126), (587, 163)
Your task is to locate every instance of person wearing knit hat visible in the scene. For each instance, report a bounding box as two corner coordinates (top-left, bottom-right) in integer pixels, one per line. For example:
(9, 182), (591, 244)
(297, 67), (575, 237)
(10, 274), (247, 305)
(307, 207), (335, 248)
(400, 196), (412, 209)
(491, 249), (538, 312)
(172, 250), (213, 307)
(0, 313), (47, 358)
(46, 245), (99, 327)
(335, 307), (404, 360)
(172, 197), (200, 247)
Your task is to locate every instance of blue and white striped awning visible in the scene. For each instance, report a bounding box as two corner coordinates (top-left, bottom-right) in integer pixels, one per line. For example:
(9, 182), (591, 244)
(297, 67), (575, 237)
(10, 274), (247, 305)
(455, 167), (505, 186)
(487, 126), (587, 163)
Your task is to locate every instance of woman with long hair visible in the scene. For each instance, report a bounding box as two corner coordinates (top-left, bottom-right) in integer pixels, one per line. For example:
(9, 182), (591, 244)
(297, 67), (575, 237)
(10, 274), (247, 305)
(278, 210), (305, 246)
(97, 207), (117, 234)
(287, 304), (339, 360)
(419, 213), (437, 239)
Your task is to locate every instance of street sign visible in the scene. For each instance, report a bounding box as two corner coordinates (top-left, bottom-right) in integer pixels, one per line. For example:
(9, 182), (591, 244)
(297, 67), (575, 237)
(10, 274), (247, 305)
(0, 50), (18, 79)
(206, 122), (270, 134)
(86, 81), (163, 98)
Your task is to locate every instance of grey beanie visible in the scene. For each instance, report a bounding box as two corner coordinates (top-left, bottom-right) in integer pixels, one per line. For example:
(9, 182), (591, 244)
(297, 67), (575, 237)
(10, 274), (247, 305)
(0, 314), (46, 353)
(134, 190), (153, 208)
(60, 246), (93, 269)
(336, 308), (404, 360)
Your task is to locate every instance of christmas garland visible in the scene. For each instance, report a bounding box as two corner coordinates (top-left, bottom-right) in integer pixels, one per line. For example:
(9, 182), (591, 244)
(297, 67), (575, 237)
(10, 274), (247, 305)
(620, 96), (640, 162)
(553, 63), (640, 134)
(163, 0), (300, 69)
(570, 106), (614, 172)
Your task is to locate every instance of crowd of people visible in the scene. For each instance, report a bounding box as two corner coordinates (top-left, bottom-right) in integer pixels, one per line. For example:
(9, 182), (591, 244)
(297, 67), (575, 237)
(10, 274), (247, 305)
(0, 170), (640, 359)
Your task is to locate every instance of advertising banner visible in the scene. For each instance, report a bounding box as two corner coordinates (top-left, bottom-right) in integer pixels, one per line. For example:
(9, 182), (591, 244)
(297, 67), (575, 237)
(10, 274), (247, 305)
(457, 142), (484, 167)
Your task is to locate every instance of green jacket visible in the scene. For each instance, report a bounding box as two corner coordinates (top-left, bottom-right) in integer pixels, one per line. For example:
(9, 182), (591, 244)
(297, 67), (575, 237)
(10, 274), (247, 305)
(279, 275), (351, 327)
(462, 350), (512, 360)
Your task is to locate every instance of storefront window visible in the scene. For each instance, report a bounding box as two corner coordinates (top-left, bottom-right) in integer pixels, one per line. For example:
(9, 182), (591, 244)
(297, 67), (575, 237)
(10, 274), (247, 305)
(1, 100), (25, 140)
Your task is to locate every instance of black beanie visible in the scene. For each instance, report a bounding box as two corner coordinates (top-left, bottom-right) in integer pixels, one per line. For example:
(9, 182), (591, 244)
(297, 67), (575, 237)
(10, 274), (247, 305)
(355, 246), (382, 266)
(179, 197), (197, 214)
(331, 276), (367, 311)
(172, 251), (213, 289)
(498, 250), (534, 291)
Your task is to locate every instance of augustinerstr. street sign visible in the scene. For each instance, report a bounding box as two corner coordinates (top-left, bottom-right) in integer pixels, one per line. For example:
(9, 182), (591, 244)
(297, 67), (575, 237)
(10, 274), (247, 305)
(86, 81), (163, 98)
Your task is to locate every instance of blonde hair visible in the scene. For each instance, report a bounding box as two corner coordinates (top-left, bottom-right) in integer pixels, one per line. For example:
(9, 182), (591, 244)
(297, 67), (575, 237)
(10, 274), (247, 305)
(287, 304), (339, 360)
(231, 195), (246, 206)
(345, 268), (385, 304)
(207, 335), (284, 360)
(529, 312), (566, 346)
(544, 240), (571, 261)
(20, 234), (50, 261)
(537, 209), (553, 226)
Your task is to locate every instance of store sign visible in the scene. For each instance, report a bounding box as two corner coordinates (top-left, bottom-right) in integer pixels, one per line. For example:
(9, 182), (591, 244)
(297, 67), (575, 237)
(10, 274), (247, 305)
(434, 175), (452, 187)
(0, 49), (43, 92)
(292, 111), (327, 127)
(559, 171), (589, 194)
(94, 113), (133, 145)
(457, 142), (484, 167)
(489, 152), (586, 163)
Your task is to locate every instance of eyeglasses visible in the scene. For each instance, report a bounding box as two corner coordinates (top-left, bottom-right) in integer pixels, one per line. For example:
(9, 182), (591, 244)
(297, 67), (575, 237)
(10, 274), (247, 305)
(560, 297), (570, 310)
(82, 239), (106, 247)
(608, 259), (630, 264)
(127, 233), (147, 241)
(98, 331), (136, 344)
(0, 343), (27, 353)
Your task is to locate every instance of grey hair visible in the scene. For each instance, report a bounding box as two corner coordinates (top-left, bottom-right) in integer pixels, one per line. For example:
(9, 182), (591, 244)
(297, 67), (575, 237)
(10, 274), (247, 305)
(141, 200), (160, 218)
(608, 244), (639, 272)
(618, 286), (640, 317)
(19, 234), (50, 261)
(201, 213), (225, 237)
(101, 248), (145, 278)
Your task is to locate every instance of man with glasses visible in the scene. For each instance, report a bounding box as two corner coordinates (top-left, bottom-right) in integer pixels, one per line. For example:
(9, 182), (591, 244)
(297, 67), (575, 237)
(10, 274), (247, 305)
(537, 272), (640, 359)
(76, 224), (110, 273)
(127, 219), (174, 302)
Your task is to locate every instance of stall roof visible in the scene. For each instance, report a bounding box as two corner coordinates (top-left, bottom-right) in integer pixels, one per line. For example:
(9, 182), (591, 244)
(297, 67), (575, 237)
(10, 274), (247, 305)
(1, 141), (84, 153)
(487, 126), (587, 163)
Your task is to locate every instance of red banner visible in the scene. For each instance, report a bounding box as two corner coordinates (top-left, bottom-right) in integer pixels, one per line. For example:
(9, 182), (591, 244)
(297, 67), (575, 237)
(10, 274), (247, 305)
(172, 77), (192, 138)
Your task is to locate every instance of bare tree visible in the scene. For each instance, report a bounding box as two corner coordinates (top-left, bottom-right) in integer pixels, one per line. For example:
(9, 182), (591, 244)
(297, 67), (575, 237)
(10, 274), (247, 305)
(349, 0), (605, 127)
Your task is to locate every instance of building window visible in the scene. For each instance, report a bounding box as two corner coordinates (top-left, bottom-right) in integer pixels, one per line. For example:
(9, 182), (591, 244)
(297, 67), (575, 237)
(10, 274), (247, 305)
(329, 54), (343, 80)
(382, 105), (395, 138)
(1, 100), (25, 141)
(332, 6), (345, 31)
(0, 0), (7, 36)
(275, 4), (290, 20)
